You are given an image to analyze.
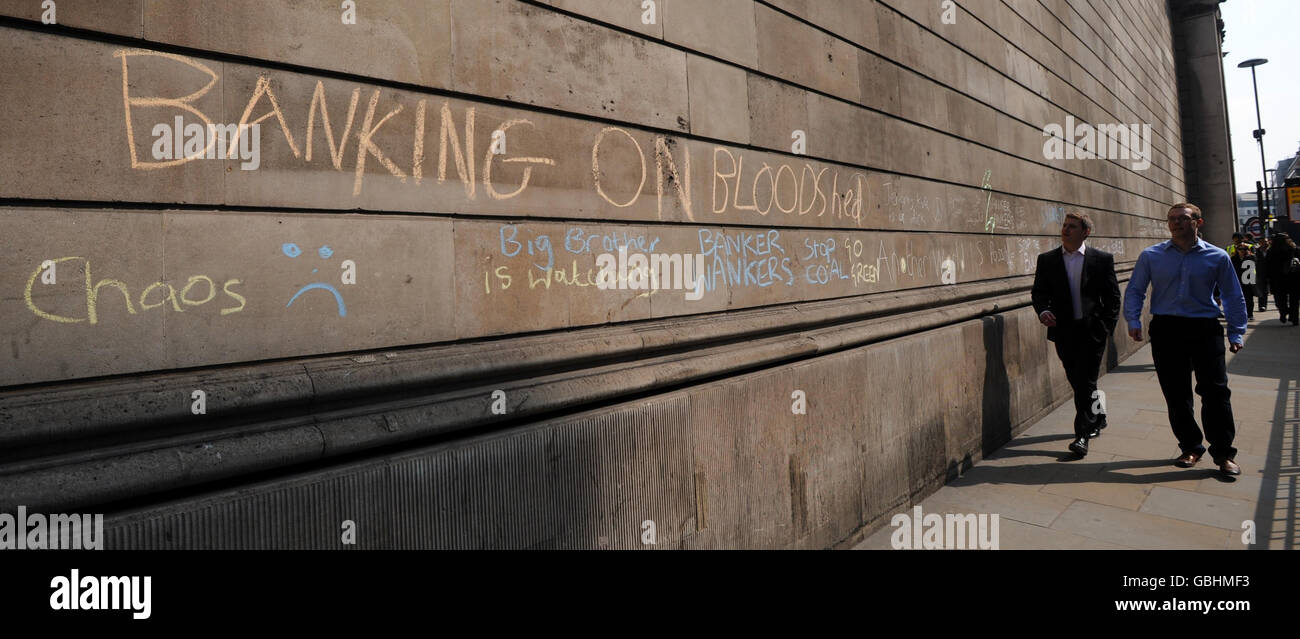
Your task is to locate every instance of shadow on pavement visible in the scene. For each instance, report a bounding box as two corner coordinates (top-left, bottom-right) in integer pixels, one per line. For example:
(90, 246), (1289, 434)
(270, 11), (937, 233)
(1232, 321), (1299, 550)
(953, 455), (1223, 487)
(949, 319), (1297, 549)
(1106, 362), (1156, 374)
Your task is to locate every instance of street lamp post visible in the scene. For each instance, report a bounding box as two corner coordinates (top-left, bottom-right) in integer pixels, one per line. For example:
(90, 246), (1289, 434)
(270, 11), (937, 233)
(1238, 58), (1269, 233)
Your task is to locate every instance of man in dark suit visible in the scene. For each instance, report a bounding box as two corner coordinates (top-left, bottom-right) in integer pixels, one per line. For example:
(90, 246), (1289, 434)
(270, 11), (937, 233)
(1032, 211), (1122, 457)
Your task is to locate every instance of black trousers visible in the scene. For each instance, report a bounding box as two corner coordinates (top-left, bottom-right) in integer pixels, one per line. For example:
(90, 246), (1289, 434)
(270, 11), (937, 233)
(1149, 315), (1237, 461)
(1274, 276), (1300, 322)
(1053, 319), (1108, 439)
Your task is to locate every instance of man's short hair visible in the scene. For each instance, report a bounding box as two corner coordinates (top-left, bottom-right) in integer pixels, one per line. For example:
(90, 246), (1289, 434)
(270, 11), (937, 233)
(1064, 211), (1093, 233)
(1232, 232), (1244, 240)
(1169, 202), (1202, 219)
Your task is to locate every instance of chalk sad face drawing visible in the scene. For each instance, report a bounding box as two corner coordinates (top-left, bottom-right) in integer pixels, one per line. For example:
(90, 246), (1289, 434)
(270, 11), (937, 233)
(282, 242), (347, 317)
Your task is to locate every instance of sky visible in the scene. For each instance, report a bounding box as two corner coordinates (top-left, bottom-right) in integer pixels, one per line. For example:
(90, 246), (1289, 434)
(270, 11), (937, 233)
(1220, 0), (1300, 194)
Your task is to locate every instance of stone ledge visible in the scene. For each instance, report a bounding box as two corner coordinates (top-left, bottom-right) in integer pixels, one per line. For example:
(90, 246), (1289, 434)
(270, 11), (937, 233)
(0, 269), (1133, 512)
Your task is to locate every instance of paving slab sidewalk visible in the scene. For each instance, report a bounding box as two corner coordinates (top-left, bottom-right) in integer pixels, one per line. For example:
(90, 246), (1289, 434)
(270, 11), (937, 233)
(855, 316), (1299, 550)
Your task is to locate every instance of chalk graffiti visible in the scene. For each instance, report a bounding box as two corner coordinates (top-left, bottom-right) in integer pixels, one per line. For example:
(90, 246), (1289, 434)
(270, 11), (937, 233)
(697, 228), (793, 291)
(115, 50), (556, 199)
(282, 242), (347, 317)
(886, 188), (943, 227)
(150, 117), (260, 170)
(479, 220), (1140, 308)
(487, 224), (672, 294)
(712, 148), (863, 224)
(801, 238), (849, 285)
(1043, 205), (1067, 227)
(24, 257), (246, 324)
(591, 127), (691, 219)
(107, 48), (1162, 243)
(982, 170), (994, 232)
(594, 247), (705, 301)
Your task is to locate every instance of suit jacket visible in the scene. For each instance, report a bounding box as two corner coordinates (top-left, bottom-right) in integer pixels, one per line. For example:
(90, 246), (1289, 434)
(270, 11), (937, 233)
(1031, 246), (1121, 343)
(1266, 242), (1297, 282)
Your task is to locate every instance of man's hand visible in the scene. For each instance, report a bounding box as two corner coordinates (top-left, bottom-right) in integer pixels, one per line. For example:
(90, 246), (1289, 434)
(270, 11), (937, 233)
(1038, 310), (1057, 327)
(1230, 342), (1243, 353)
(1128, 327), (1143, 342)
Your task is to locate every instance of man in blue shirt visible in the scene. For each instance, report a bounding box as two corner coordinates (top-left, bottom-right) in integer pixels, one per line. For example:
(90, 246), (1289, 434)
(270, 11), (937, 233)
(1124, 203), (1248, 475)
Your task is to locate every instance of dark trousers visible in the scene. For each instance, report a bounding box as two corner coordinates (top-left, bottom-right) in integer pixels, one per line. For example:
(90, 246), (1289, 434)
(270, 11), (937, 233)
(1275, 276), (1300, 322)
(1241, 284), (1256, 317)
(1053, 319), (1107, 439)
(1149, 315), (1237, 462)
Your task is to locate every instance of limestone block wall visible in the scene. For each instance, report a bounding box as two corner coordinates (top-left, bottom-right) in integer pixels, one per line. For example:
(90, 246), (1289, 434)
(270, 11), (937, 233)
(0, 0), (1188, 548)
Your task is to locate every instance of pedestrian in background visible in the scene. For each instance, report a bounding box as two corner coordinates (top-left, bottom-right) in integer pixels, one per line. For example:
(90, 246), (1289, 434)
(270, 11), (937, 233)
(1229, 234), (1256, 320)
(1256, 236), (1270, 313)
(1266, 232), (1300, 326)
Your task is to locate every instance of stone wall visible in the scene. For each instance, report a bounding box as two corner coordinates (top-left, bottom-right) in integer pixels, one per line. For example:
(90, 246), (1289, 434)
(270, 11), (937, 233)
(0, 0), (1187, 548)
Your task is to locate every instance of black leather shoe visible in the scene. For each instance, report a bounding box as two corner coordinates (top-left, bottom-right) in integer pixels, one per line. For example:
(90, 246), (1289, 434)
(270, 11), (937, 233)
(1068, 437), (1088, 456)
(1090, 420), (1107, 438)
(1218, 458), (1241, 476)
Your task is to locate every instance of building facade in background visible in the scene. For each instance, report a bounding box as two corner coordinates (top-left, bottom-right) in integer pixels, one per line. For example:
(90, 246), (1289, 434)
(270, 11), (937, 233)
(1237, 192), (1259, 227)
(1271, 148), (1299, 218)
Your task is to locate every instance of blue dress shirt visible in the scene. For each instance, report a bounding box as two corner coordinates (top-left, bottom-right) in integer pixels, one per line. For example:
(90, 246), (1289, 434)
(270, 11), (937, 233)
(1123, 238), (1248, 345)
